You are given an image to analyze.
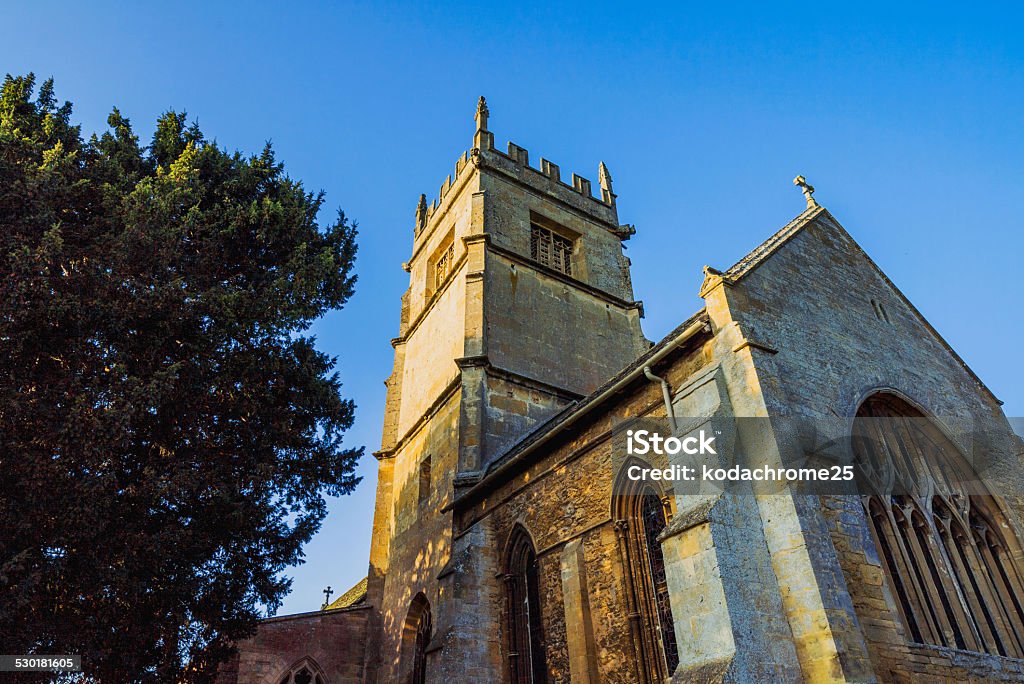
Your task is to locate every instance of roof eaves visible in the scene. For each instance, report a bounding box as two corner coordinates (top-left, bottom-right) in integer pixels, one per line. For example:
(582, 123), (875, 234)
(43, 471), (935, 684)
(473, 308), (711, 481)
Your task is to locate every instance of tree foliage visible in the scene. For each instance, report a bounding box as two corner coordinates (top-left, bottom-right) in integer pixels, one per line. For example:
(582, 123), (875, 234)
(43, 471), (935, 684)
(0, 74), (361, 682)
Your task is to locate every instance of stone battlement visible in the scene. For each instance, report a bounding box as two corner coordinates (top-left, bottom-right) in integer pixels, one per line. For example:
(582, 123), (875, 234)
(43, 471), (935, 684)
(414, 97), (620, 240)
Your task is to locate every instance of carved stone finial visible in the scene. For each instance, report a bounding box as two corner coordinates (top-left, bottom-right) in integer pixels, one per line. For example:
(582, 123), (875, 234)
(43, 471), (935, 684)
(475, 96), (489, 132)
(793, 175), (818, 208)
(598, 161), (615, 205)
(415, 193), (427, 233)
(699, 265), (727, 298)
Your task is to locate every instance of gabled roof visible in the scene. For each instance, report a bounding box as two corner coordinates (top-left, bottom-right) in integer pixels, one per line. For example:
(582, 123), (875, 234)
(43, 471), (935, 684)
(325, 576), (368, 610)
(720, 202), (1000, 406)
(724, 203), (825, 281)
(453, 199), (1002, 508)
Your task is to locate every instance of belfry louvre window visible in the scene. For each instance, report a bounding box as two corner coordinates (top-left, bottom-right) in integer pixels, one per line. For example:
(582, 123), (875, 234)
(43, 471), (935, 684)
(530, 223), (573, 276)
(434, 242), (454, 291)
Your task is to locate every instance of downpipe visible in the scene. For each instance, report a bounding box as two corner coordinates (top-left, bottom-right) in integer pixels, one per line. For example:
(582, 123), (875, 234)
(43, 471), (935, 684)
(643, 366), (678, 435)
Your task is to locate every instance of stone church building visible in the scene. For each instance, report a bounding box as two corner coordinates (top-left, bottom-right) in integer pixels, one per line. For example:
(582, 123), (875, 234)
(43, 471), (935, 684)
(218, 100), (1024, 683)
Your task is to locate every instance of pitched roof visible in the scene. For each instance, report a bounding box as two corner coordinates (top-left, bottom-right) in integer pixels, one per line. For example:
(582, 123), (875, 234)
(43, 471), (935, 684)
(325, 576), (368, 610)
(461, 308), (711, 491)
(723, 204), (825, 281)
(722, 202), (1000, 406)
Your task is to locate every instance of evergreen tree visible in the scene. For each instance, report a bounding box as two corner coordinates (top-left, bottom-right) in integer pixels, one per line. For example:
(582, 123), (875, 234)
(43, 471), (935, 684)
(0, 74), (361, 682)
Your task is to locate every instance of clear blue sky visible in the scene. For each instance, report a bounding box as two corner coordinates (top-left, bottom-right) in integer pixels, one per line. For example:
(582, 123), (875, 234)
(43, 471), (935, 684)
(4, 1), (1022, 615)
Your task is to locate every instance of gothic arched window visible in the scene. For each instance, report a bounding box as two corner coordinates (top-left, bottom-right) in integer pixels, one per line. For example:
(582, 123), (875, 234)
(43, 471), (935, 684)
(504, 525), (547, 684)
(855, 393), (1024, 656)
(277, 657), (326, 684)
(401, 593), (432, 684)
(613, 459), (678, 682)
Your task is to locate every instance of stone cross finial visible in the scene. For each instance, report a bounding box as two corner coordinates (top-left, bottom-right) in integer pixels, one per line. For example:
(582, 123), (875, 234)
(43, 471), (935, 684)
(793, 175), (818, 208)
(321, 585), (333, 610)
(599, 161), (615, 205)
(475, 96), (489, 132)
(415, 193), (427, 233)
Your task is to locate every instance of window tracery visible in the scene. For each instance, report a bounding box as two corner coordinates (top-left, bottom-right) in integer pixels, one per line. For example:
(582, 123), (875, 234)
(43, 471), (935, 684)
(277, 658), (326, 684)
(855, 393), (1024, 656)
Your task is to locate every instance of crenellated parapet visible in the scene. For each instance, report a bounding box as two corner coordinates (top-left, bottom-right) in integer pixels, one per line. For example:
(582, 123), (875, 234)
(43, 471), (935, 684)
(413, 96), (625, 243)
(412, 148), (475, 240)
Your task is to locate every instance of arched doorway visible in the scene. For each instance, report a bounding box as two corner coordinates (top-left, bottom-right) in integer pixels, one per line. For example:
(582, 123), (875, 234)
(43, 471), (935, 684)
(612, 457), (678, 682)
(503, 524), (547, 684)
(400, 593), (432, 684)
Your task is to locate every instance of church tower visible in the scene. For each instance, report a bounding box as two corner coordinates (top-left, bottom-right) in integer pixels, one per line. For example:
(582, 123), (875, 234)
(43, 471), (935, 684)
(363, 98), (647, 682)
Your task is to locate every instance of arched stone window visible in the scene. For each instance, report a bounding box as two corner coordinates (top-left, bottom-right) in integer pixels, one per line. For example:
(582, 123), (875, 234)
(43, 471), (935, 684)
(400, 593), (432, 684)
(613, 458), (678, 682)
(855, 393), (1024, 656)
(503, 525), (547, 684)
(277, 657), (326, 684)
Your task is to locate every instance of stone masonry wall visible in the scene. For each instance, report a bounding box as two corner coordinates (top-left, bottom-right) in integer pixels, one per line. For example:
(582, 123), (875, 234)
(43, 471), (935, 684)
(374, 394), (460, 683)
(454, 335), (713, 683)
(723, 210), (1024, 682)
(217, 607), (370, 684)
(484, 247), (645, 401)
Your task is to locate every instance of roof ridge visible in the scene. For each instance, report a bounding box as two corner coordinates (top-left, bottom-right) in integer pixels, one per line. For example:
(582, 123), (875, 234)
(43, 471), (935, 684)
(325, 576), (368, 610)
(723, 204), (825, 281)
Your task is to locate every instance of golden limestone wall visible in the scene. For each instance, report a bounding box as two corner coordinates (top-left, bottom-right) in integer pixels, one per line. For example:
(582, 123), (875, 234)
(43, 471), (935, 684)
(368, 102), (650, 683)
(372, 395), (460, 683)
(454, 334), (715, 683)
(707, 208), (1024, 682)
